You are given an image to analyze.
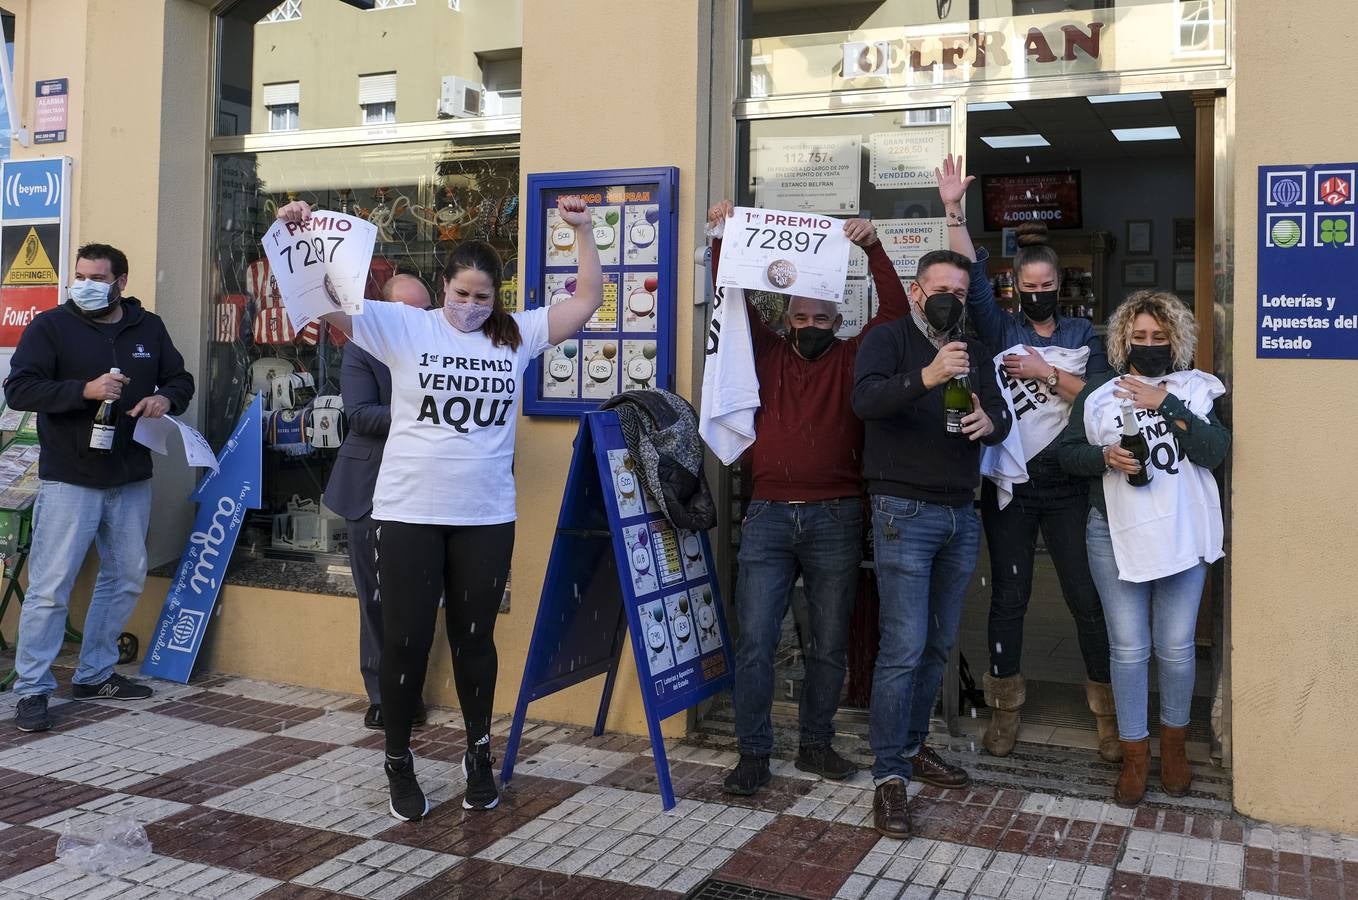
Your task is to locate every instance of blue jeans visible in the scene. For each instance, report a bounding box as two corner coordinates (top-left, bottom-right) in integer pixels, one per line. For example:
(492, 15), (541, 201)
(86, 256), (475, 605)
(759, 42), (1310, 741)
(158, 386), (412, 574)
(732, 498), (863, 755)
(869, 495), (980, 783)
(1085, 509), (1207, 741)
(15, 479), (153, 697)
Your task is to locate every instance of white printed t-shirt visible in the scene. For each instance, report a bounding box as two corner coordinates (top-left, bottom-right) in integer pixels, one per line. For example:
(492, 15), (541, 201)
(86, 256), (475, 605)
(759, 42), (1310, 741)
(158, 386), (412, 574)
(351, 301), (552, 525)
(1082, 369), (1226, 583)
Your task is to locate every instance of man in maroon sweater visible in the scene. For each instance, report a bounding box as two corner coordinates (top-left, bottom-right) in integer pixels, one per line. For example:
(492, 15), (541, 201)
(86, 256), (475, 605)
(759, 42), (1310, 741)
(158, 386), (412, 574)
(707, 200), (911, 796)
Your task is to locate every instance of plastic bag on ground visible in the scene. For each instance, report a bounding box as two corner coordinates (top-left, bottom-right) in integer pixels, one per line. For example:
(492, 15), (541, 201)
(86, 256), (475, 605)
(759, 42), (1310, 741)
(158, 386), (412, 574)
(55, 816), (152, 875)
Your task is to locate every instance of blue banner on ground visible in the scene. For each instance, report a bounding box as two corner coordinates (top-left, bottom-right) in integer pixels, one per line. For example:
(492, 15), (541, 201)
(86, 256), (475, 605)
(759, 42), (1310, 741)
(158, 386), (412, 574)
(501, 410), (733, 810)
(141, 396), (263, 683)
(1257, 164), (1358, 358)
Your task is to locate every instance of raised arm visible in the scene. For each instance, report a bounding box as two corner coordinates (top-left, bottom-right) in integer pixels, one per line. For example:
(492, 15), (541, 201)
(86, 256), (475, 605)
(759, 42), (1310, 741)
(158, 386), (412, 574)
(547, 195), (604, 344)
(274, 200), (354, 337)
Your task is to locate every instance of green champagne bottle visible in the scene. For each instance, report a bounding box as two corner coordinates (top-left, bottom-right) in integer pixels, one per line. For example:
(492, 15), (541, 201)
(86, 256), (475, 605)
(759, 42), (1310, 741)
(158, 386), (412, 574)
(1119, 398), (1152, 486)
(944, 374), (971, 438)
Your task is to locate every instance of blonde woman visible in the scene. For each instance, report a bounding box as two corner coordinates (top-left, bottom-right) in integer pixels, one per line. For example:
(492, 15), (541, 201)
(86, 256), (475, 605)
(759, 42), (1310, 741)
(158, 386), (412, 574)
(1058, 291), (1230, 807)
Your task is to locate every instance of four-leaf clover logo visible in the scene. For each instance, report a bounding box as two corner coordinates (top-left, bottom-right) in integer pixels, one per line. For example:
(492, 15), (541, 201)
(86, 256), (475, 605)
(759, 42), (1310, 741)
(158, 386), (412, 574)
(1320, 217), (1350, 247)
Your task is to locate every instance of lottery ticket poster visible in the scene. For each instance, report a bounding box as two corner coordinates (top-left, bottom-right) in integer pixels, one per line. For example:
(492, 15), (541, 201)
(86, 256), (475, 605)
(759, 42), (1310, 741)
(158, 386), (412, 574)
(524, 168), (679, 416)
(715, 206), (853, 303)
(504, 411), (734, 811)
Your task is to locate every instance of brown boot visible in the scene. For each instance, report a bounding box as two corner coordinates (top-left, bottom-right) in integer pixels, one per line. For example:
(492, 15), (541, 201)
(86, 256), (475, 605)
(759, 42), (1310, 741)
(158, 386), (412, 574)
(1085, 681), (1123, 763)
(982, 673), (1025, 757)
(1113, 738), (1151, 807)
(1159, 725), (1192, 797)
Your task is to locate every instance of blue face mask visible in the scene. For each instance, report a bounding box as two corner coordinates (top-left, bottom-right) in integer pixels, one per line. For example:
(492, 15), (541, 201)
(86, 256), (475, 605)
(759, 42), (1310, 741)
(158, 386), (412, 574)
(70, 279), (113, 314)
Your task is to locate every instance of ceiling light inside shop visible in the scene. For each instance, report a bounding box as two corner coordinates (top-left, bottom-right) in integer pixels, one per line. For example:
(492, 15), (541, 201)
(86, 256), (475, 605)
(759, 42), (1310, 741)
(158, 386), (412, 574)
(1087, 92), (1163, 104)
(967, 101), (1012, 111)
(980, 133), (1050, 149)
(1111, 126), (1181, 142)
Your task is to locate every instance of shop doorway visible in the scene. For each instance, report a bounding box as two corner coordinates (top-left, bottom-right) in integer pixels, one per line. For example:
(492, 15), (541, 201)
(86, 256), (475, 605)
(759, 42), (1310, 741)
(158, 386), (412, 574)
(956, 90), (1217, 754)
(703, 89), (1230, 783)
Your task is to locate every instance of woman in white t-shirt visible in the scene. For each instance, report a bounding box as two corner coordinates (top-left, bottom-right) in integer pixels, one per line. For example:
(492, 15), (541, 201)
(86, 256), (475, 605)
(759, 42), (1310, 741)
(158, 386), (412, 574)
(1058, 291), (1230, 808)
(276, 197), (603, 822)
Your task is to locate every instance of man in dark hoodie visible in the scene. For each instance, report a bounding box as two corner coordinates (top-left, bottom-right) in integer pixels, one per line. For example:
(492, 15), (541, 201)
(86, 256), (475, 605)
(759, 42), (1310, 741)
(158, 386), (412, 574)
(851, 248), (1010, 839)
(4, 243), (194, 733)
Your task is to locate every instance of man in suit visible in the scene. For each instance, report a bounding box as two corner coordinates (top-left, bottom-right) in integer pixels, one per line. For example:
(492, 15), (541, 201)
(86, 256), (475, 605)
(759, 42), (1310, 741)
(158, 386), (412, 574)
(324, 274), (432, 728)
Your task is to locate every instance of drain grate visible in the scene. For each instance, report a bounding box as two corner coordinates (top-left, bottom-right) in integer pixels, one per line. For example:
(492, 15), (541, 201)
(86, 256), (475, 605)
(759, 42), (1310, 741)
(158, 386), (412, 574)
(686, 879), (806, 900)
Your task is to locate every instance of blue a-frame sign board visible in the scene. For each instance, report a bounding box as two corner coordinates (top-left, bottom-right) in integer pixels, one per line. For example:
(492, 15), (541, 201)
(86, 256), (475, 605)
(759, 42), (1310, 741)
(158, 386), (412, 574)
(522, 167), (679, 417)
(501, 410), (734, 810)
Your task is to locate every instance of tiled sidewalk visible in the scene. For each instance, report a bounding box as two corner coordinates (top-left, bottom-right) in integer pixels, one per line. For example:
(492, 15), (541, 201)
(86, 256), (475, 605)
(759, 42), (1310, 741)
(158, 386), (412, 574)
(0, 666), (1354, 899)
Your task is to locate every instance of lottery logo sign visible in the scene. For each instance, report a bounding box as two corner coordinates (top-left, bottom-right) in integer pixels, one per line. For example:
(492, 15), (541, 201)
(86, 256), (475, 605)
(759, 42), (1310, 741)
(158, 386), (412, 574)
(1266, 171), (1306, 207)
(1316, 169), (1356, 207)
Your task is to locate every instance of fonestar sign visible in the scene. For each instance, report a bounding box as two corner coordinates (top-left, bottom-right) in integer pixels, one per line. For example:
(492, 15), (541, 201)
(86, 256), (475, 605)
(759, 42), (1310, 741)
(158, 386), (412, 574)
(1257, 163), (1358, 358)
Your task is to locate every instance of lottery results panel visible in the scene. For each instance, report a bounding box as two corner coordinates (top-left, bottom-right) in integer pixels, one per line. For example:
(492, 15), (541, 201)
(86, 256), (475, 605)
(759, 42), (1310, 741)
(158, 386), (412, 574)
(603, 439), (732, 708)
(523, 168), (679, 416)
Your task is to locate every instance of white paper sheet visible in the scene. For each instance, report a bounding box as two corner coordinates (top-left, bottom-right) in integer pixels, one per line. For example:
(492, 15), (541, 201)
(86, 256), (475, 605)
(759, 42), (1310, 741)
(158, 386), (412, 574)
(134, 416), (221, 472)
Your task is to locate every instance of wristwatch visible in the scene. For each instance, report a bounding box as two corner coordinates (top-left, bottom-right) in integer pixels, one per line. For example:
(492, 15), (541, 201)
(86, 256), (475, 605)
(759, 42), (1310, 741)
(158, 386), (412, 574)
(1045, 366), (1060, 389)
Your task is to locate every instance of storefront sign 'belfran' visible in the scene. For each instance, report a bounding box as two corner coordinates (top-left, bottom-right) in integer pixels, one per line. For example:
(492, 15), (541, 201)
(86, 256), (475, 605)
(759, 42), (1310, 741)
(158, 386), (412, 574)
(846, 22), (1103, 77)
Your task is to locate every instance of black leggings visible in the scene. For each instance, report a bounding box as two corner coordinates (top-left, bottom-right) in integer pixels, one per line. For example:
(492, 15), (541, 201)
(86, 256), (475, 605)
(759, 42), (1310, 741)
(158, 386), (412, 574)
(376, 519), (514, 757)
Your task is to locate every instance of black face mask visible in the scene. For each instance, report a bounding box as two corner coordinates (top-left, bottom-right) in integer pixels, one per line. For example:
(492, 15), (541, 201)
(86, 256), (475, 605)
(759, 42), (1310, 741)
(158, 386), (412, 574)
(1019, 289), (1059, 323)
(1127, 343), (1173, 377)
(921, 291), (964, 334)
(790, 325), (835, 360)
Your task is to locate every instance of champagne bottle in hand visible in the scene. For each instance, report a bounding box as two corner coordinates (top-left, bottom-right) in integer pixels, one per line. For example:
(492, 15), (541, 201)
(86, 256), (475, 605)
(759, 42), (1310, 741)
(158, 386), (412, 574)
(89, 367), (121, 455)
(944, 374), (971, 438)
(1119, 398), (1152, 486)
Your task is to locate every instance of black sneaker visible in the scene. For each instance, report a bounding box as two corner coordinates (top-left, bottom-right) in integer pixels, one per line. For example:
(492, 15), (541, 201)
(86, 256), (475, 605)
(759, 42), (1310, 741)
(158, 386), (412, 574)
(15, 695), (50, 733)
(722, 753), (771, 796)
(796, 743), (857, 780)
(384, 750), (428, 822)
(71, 673), (153, 702)
(462, 743), (499, 811)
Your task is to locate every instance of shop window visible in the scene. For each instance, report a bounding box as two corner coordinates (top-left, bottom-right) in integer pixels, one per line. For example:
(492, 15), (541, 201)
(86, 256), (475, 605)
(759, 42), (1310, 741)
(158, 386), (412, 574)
(262, 0), (302, 23)
(216, 0), (522, 136)
(208, 140), (521, 568)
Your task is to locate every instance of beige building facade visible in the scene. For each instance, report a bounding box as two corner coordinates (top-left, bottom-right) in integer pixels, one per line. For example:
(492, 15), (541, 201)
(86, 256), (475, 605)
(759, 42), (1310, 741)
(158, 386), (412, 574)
(0, 0), (1353, 831)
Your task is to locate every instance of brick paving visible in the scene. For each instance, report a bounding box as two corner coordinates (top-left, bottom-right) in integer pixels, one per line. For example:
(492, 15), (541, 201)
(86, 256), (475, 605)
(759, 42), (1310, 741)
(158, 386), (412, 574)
(0, 665), (1354, 898)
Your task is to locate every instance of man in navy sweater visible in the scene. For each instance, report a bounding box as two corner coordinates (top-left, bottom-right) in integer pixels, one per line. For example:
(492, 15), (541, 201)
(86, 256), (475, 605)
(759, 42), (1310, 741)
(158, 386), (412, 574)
(852, 248), (1009, 839)
(4, 244), (194, 733)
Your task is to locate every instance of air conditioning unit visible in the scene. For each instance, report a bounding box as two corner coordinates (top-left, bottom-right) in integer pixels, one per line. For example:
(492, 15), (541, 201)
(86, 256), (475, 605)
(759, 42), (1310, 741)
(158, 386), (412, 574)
(438, 76), (484, 118)
(483, 90), (522, 117)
